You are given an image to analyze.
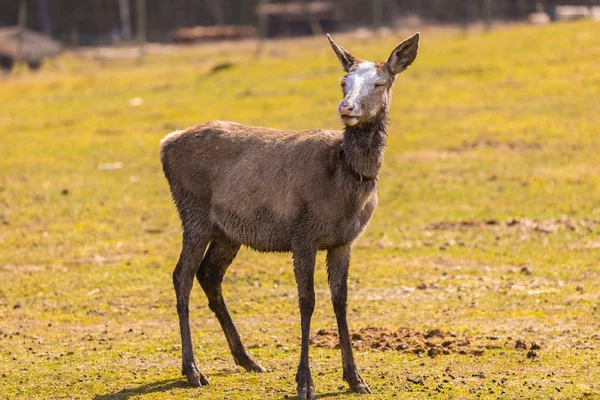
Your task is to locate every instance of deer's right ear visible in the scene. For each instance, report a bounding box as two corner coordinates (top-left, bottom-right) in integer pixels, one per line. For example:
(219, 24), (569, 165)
(385, 32), (420, 75)
(327, 34), (357, 73)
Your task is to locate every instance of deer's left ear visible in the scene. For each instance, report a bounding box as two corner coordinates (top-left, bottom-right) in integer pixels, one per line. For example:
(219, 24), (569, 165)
(385, 32), (419, 75)
(327, 34), (358, 72)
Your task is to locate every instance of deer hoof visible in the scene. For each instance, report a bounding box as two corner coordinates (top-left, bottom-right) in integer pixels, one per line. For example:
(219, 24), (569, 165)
(244, 362), (267, 373)
(296, 369), (315, 400)
(183, 363), (210, 387)
(350, 382), (372, 394)
(347, 371), (372, 394)
(297, 383), (315, 400)
(186, 371), (210, 387)
(235, 354), (267, 373)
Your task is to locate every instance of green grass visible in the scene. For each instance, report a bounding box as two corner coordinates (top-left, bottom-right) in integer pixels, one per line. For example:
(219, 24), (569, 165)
(1, 21), (600, 399)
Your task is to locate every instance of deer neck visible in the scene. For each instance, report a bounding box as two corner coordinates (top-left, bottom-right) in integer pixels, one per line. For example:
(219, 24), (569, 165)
(340, 110), (388, 182)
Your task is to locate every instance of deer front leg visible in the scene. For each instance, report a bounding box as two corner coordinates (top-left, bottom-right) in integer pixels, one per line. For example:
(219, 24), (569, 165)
(326, 245), (371, 394)
(292, 243), (317, 400)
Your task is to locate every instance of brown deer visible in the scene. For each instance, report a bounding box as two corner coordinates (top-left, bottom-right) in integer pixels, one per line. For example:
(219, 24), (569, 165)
(160, 32), (419, 400)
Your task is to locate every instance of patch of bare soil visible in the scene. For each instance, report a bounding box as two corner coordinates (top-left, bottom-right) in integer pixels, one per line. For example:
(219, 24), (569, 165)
(448, 138), (542, 152)
(311, 327), (485, 357)
(429, 217), (598, 234)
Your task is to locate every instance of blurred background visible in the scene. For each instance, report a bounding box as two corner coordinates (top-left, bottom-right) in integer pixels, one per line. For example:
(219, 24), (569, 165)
(1, 0), (599, 71)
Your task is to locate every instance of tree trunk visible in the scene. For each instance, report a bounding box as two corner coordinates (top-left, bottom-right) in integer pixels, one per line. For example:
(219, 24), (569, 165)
(304, 0), (323, 35)
(36, 0), (52, 36)
(136, 0), (146, 63)
(483, 0), (492, 30)
(373, 0), (383, 30)
(17, 0), (27, 63)
(256, 0), (269, 56)
(206, 0), (225, 26)
(462, 0), (471, 31)
(119, 0), (133, 41)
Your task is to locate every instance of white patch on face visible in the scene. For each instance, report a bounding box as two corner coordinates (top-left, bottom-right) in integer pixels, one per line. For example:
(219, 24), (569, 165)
(341, 62), (380, 114)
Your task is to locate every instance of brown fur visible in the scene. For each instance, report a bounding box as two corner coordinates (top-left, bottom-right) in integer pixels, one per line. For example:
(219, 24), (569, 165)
(160, 33), (419, 400)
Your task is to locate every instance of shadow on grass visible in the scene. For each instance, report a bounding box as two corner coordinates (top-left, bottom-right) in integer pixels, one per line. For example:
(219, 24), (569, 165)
(93, 379), (195, 399)
(94, 378), (350, 399)
(277, 390), (351, 399)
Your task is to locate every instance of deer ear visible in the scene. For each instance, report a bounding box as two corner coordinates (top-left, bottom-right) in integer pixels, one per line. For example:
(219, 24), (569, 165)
(327, 34), (358, 73)
(385, 32), (419, 75)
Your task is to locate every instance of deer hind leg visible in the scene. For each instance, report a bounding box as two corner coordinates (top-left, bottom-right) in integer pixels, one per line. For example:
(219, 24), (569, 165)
(197, 231), (266, 373)
(173, 227), (212, 387)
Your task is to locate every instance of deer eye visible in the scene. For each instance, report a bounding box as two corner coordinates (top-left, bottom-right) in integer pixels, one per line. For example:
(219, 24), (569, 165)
(374, 81), (386, 88)
(341, 80), (347, 88)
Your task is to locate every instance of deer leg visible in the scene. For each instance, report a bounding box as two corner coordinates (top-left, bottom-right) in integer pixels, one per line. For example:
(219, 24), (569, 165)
(292, 243), (317, 400)
(197, 233), (266, 373)
(173, 233), (211, 387)
(326, 245), (371, 394)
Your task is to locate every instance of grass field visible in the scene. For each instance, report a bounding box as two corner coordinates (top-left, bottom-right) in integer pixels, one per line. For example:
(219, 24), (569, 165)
(1, 21), (600, 399)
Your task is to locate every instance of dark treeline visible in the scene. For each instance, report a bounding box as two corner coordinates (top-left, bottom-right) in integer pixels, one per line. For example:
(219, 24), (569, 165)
(0, 0), (595, 44)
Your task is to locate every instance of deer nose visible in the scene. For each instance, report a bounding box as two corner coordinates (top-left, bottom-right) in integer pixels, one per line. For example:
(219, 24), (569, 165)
(338, 103), (355, 116)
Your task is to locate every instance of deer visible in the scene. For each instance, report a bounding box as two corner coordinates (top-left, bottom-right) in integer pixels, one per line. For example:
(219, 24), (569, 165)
(159, 32), (419, 400)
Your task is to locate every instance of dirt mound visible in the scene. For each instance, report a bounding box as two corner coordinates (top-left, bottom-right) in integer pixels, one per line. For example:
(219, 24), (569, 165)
(311, 327), (484, 357)
(448, 138), (542, 152)
(429, 217), (598, 234)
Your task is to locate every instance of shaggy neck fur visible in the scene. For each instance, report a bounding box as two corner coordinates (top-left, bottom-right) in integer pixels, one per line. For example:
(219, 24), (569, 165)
(341, 109), (389, 181)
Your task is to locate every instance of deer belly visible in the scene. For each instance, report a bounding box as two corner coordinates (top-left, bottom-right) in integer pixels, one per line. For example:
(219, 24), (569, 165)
(210, 204), (293, 252)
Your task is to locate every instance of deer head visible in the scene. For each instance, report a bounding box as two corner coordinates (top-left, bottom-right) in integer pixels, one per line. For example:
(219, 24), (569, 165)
(327, 33), (420, 127)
